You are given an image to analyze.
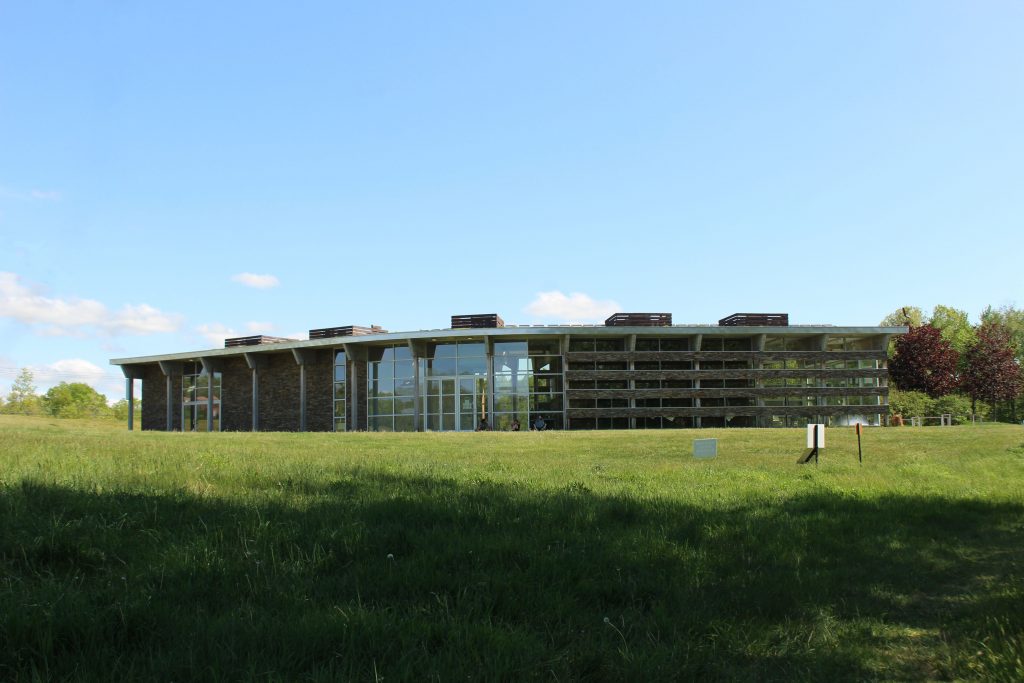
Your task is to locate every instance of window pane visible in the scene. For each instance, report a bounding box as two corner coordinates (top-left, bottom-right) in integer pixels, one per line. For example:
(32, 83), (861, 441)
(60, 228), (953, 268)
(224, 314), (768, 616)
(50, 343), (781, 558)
(494, 341), (528, 356)
(394, 360), (415, 379)
(428, 343), (458, 359)
(457, 342), (485, 357)
(427, 357), (457, 376)
(528, 338), (560, 355)
(457, 356), (488, 375)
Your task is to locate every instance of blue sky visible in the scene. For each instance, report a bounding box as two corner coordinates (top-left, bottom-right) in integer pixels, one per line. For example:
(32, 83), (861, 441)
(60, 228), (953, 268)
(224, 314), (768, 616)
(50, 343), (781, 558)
(1, 1), (1022, 400)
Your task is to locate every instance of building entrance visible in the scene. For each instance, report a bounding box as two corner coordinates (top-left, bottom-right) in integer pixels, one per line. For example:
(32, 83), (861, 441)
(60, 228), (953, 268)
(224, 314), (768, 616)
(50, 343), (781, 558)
(423, 375), (488, 431)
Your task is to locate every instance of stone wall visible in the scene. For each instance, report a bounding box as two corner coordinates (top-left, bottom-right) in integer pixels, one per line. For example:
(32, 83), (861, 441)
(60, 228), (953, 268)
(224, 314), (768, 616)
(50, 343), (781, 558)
(221, 356), (252, 431)
(141, 364), (181, 431)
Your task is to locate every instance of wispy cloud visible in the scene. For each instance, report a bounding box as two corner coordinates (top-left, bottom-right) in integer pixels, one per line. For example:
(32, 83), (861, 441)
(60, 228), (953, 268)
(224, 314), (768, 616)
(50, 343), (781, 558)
(231, 272), (280, 289)
(245, 321), (276, 333)
(524, 291), (621, 323)
(196, 323), (239, 347)
(0, 185), (61, 201)
(0, 271), (181, 336)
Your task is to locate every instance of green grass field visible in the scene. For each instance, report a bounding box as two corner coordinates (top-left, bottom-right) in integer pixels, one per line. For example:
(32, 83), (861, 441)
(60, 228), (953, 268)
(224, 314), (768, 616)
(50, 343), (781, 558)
(1, 416), (1023, 681)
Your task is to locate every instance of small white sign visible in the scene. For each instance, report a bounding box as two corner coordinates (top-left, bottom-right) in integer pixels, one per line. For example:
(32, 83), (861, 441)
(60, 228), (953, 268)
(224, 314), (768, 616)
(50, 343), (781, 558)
(693, 438), (718, 459)
(806, 424), (825, 448)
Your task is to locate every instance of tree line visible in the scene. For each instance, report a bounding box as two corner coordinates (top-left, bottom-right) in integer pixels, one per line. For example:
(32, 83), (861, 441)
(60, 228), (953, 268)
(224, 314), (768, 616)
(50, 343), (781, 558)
(0, 368), (138, 421)
(883, 304), (1024, 423)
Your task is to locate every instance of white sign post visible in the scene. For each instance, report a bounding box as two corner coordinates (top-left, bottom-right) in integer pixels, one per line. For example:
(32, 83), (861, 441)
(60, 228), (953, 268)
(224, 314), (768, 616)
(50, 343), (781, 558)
(806, 424), (825, 449)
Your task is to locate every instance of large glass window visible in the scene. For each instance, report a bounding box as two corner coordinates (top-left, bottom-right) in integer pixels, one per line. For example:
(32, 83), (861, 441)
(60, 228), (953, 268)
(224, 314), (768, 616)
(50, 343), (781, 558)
(334, 351), (347, 432)
(181, 363), (221, 431)
(492, 338), (564, 430)
(422, 341), (489, 431)
(368, 345), (416, 431)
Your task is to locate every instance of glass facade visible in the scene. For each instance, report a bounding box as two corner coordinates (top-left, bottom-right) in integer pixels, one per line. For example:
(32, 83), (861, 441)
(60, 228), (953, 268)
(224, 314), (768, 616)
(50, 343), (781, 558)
(334, 351), (347, 432)
(367, 345), (416, 432)
(491, 339), (564, 431)
(181, 363), (221, 431)
(422, 341), (488, 432)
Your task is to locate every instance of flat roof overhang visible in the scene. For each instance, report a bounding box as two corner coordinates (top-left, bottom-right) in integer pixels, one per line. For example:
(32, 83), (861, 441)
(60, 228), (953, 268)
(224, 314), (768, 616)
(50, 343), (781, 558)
(110, 325), (909, 368)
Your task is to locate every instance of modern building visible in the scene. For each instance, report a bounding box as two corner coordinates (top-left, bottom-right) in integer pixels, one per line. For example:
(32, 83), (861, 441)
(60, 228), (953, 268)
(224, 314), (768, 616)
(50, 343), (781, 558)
(110, 312), (907, 432)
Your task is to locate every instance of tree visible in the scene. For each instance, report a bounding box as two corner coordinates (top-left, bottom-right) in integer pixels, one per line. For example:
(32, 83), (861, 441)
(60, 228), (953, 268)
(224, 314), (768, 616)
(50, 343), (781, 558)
(111, 397), (142, 423)
(880, 306), (924, 328)
(3, 368), (41, 415)
(41, 382), (110, 419)
(929, 305), (977, 357)
(981, 305), (1024, 364)
(888, 324), (960, 397)
(961, 321), (1023, 422)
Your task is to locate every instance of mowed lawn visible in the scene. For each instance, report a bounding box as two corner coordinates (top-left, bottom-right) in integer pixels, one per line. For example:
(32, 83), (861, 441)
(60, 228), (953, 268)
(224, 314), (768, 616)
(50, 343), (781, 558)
(1, 416), (1023, 681)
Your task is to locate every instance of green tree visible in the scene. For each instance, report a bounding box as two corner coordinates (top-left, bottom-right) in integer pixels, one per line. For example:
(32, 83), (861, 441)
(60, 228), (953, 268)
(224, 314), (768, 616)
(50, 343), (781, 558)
(42, 382), (110, 419)
(981, 305), (1024, 363)
(3, 368), (41, 415)
(928, 305), (977, 357)
(880, 306), (924, 328)
(111, 397), (142, 423)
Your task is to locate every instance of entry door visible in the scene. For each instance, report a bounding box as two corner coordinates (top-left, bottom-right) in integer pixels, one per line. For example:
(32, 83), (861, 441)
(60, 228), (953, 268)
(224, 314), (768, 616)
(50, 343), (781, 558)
(424, 376), (486, 431)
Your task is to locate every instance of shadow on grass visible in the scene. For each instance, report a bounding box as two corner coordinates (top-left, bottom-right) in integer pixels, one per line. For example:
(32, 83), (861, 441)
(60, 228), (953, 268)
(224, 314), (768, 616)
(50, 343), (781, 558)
(1, 473), (1022, 681)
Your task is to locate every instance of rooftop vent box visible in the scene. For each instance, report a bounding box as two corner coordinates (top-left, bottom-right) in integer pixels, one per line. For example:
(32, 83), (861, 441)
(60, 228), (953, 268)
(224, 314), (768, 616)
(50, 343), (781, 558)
(451, 313), (504, 329)
(718, 313), (789, 327)
(224, 335), (296, 348)
(309, 325), (387, 339)
(604, 312), (672, 327)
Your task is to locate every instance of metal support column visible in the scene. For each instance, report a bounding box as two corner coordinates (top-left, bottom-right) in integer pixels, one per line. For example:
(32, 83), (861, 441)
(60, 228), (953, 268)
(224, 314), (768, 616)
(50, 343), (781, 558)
(627, 334), (637, 430)
(408, 340), (423, 431)
(692, 335), (702, 429)
(292, 349), (308, 432)
(119, 364), (140, 431)
(200, 357), (223, 432)
(158, 361), (183, 432)
(484, 336), (494, 429)
(244, 352), (266, 432)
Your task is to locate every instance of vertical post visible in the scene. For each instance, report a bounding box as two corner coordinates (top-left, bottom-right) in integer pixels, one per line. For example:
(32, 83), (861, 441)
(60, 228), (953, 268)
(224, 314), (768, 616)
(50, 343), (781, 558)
(126, 377), (134, 431)
(856, 423), (863, 464)
(166, 374), (173, 430)
(484, 336), (493, 430)
(207, 371), (214, 432)
(252, 367), (259, 431)
(293, 349), (308, 432)
(245, 353), (264, 432)
(409, 340), (422, 432)
(627, 334), (636, 430)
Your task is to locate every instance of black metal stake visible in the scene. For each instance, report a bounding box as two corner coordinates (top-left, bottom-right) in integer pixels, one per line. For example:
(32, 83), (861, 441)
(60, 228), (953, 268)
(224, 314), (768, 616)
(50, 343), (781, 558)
(857, 423), (863, 465)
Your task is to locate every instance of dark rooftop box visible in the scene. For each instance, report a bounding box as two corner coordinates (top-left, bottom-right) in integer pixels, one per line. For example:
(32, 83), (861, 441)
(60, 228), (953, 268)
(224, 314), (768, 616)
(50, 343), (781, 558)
(604, 312), (672, 327)
(451, 314), (504, 329)
(718, 313), (789, 327)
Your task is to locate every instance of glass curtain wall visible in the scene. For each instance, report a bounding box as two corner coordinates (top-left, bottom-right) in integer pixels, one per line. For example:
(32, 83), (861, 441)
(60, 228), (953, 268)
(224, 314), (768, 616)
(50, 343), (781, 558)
(493, 339), (563, 430)
(422, 342), (488, 431)
(181, 362), (221, 431)
(367, 345), (416, 432)
(334, 351), (347, 432)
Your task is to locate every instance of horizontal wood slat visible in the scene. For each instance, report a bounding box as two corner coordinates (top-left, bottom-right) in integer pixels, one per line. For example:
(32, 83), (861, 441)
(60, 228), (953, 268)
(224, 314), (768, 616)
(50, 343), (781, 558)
(567, 405), (887, 419)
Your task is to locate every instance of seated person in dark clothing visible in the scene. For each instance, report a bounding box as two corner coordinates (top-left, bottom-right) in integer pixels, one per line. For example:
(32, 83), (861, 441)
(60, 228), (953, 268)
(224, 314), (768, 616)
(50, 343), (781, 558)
(510, 418), (520, 431)
(476, 417), (490, 432)
(533, 415), (546, 431)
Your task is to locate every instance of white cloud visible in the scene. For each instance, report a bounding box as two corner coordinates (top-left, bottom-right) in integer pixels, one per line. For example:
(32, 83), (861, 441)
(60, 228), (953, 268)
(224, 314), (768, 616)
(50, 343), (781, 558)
(245, 321), (276, 333)
(197, 323), (239, 347)
(231, 272), (280, 289)
(29, 189), (61, 201)
(524, 291), (621, 323)
(0, 272), (182, 336)
(0, 186), (61, 201)
(27, 359), (125, 403)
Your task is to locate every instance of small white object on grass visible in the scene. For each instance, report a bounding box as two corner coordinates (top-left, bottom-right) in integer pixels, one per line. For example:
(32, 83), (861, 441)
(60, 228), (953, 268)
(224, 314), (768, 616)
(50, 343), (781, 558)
(693, 438), (717, 459)
(806, 424), (826, 448)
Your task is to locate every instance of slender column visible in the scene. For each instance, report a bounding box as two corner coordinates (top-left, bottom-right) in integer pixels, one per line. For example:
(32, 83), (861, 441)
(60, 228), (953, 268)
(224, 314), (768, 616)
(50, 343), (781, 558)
(484, 336), (493, 429)
(561, 334), (571, 430)
(244, 353), (266, 432)
(692, 336), (702, 429)
(126, 378), (135, 430)
(408, 340), (424, 431)
(200, 358), (223, 432)
(627, 334), (637, 430)
(119, 365), (139, 431)
(158, 361), (183, 431)
(343, 344), (364, 431)
(292, 349), (312, 432)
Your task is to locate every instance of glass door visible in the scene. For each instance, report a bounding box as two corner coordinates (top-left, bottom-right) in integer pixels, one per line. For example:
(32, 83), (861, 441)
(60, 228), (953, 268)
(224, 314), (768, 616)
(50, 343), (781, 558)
(423, 376), (487, 431)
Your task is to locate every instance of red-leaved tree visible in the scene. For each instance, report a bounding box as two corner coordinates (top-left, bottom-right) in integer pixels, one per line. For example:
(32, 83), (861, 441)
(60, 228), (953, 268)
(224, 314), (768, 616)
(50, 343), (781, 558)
(961, 320), (1024, 421)
(889, 324), (960, 397)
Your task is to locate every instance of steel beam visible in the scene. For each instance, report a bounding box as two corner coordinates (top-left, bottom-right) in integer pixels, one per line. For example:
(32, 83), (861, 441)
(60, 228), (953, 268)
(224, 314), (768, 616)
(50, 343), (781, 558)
(244, 353), (267, 432)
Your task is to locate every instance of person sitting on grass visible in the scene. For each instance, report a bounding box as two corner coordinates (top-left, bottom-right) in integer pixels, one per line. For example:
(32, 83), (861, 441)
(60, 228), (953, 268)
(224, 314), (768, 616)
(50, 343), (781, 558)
(533, 415), (546, 431)
(476, 417), (490, 432)
(510, 418), (520, 431)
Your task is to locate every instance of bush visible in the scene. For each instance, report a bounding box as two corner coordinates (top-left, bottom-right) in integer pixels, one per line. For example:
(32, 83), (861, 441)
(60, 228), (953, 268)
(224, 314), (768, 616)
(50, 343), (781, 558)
(932, 393), (973, 425)
(888, 389), (933, 421)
